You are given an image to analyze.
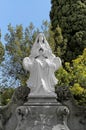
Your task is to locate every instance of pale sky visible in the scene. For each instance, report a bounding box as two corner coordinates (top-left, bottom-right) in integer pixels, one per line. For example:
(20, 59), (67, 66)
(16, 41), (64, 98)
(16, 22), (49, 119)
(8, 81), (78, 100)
(0, 0), (51, 42)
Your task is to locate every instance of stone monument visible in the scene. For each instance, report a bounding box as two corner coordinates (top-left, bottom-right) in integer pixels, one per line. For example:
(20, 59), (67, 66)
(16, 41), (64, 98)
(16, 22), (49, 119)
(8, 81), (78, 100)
(15, 33), (70, 130)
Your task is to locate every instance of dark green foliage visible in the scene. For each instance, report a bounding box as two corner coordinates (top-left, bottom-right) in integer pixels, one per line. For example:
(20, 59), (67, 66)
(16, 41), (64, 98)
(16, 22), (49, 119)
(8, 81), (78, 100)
(50, 0), (86, 61)
(0, 31), (5, 63)
(0, 42), (4, 63)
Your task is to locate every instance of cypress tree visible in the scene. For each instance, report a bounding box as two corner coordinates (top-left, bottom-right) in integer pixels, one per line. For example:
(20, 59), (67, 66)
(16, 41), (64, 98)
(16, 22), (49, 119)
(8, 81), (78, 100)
(50, 0), (86, 62)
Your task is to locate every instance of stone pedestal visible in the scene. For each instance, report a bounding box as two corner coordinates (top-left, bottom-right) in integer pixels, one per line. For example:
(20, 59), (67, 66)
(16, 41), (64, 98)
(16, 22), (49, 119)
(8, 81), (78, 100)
(15, 96), (70, 130)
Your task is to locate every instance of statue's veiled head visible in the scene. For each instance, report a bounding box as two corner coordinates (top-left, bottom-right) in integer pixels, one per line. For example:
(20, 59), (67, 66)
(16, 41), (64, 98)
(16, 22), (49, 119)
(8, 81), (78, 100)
(30, 33), (53, 58)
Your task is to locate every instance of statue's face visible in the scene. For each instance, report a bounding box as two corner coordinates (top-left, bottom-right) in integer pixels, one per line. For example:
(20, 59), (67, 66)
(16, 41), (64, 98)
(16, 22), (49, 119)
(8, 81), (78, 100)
(31, 33), (52, 58)
(36, 34), (45, 53)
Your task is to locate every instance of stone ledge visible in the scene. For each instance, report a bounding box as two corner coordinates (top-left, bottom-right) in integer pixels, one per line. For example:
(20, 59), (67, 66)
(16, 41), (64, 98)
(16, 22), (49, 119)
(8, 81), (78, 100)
(24, 96), (61, 106)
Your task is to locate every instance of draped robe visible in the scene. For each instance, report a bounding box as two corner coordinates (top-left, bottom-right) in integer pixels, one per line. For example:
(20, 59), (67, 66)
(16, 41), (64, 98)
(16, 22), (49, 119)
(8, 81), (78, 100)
(23, 55), (61, 96)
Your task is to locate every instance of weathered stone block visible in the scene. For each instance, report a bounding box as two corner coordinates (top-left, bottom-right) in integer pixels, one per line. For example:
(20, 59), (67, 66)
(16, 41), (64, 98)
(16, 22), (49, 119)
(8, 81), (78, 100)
(15, 97), (70, 130)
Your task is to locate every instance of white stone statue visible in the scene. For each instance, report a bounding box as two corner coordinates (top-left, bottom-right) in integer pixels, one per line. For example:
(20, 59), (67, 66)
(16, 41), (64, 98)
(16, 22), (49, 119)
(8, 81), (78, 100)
(23, 33), (61, 96)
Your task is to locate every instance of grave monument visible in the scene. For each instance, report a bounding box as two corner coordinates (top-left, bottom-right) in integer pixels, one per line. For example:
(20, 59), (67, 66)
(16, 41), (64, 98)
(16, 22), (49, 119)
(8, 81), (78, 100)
(15, 33), (70, 130)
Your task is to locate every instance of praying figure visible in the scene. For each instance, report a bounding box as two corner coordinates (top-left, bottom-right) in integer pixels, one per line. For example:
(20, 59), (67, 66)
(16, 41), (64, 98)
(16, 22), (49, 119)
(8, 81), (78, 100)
(23, 33), (61, 97)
